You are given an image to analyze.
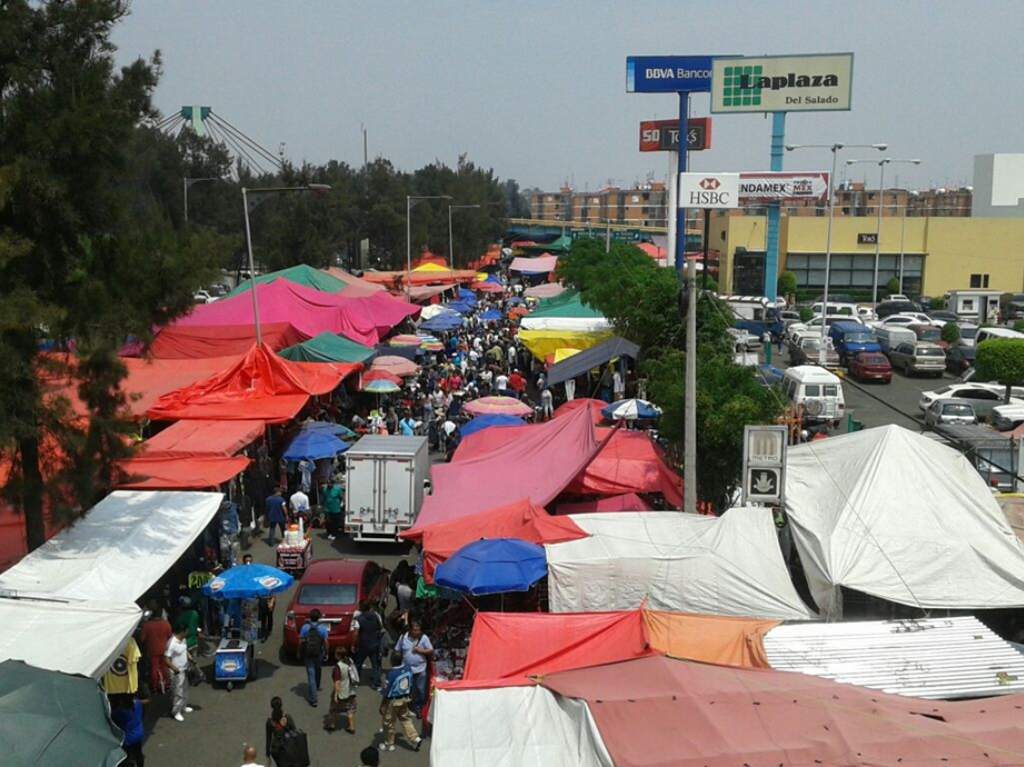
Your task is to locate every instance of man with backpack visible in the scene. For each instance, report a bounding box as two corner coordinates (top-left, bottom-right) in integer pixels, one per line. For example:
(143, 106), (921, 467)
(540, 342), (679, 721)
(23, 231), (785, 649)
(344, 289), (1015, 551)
(377, 651), (422, 752)
(299, 609), (329, 707)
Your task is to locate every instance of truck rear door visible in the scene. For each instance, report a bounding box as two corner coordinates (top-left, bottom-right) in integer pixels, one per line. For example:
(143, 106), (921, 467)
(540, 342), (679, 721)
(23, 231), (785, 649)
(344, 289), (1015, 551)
(382, 457), (414, 531)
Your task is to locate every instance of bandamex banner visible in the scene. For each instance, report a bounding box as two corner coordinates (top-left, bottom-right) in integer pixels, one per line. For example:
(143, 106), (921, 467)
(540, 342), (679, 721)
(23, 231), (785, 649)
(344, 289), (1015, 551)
(737, 172), (830, 203)
(639, 117), (711, 152)
(711, 53), (853, 113)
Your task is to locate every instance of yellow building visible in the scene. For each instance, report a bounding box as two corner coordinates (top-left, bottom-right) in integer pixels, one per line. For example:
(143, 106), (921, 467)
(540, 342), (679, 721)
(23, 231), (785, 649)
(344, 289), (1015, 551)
(710, 213), (1024, 298)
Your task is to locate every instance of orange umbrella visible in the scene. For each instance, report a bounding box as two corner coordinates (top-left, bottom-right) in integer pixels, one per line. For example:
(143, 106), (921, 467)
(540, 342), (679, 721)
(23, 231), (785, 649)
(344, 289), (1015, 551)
(370, 355), (420, 377)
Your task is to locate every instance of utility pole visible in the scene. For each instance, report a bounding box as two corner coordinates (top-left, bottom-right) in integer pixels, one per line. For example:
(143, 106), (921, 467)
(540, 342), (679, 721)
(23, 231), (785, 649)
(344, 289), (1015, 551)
(684, 254), (698, 515)
(361, 123), (368, 168)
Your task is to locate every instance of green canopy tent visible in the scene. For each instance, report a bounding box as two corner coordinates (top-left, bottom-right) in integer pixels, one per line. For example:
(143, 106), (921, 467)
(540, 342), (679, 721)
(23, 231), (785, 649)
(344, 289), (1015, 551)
(0, 660), (125, 767)
(530, 290), (605, 319)
(279, 331), (375, 364)
(519, 234), (572, 253)
(226, 263), (346, 297)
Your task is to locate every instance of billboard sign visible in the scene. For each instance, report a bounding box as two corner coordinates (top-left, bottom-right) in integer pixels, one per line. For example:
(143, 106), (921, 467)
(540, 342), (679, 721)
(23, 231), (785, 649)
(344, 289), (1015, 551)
(711, 53), (854, 113)
(639, 117), (711, 152)
(738, 172), (830, 203)
(626, 56), (713, 93)
(679, 173), (740, 209)
(741, 424), (788, 505)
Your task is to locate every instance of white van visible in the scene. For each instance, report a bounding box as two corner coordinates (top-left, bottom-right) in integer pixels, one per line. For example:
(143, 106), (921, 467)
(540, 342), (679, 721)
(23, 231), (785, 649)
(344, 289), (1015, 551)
(875, 325), (917, 354)
(781, 365), (845, 427)
(811, 302), (859, 318)
(975, 327), (1024, 345)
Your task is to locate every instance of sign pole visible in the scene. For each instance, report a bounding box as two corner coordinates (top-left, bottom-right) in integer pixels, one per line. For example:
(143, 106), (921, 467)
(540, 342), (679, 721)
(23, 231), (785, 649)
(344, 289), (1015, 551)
(684, 251), (698, 515)
(764, 111), (786, 365)
(702, 208), (710, 290)
(675, 91), (690, 273)
(667, 150), (678, 268)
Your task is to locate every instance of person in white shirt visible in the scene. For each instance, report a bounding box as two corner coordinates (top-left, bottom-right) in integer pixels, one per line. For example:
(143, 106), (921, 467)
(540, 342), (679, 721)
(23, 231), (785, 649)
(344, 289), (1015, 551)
(163, 625), (192, 722)
(495, 373), (509, 392)
(240, 744), (265, 767)
(289, 489), (310, 520)
(613, 369), (625, 400)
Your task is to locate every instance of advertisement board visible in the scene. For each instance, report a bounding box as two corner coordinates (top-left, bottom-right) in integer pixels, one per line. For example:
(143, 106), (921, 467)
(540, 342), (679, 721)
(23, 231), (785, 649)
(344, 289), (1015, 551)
(679, 173), (739, 209)
(626, 56), (713, 93)
(639, 117), (711, 152)
(737, 172), (830, 203)
(711, 53), (853, 113)
(741, 425), (788, 505)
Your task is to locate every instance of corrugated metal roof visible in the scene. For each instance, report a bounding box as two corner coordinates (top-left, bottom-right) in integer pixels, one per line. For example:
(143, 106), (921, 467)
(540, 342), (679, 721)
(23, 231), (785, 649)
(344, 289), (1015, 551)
(764, 616), (1024, 699)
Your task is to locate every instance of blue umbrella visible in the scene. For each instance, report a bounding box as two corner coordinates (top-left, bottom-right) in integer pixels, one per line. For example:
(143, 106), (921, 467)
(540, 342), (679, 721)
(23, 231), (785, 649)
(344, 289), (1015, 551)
(203, 563), (294, 600)
(421, 314), (463, 332)
(601, 398), (663, 421)
(458, 288), (478, 303)
(283, 427), (350, 461)
(363, 378), (401, 394)
(434, 538), (547, 596)
(459, 413), (525, 438)
(479, 309), (502, 322)
(302, 420), (358, 439)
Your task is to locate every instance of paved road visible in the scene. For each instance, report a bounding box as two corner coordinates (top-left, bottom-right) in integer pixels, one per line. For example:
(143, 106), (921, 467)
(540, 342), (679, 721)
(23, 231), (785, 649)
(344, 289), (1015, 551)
(145, 532), (429, 767)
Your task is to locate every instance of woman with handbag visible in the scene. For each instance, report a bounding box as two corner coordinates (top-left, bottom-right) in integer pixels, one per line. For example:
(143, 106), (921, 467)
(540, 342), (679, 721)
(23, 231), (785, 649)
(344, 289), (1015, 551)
(324, 646), (359, 734)
(265, 696), (308, 767)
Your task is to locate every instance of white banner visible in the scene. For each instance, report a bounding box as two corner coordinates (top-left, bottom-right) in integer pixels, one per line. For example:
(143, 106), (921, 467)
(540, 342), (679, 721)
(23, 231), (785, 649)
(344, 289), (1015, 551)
(738, 172), (830, 203)
(679, 172), (740, 209)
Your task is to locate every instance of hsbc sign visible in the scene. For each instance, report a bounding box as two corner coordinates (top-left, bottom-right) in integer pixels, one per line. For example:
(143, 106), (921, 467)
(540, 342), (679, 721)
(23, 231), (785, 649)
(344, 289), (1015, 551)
(679, 172), (739, 209)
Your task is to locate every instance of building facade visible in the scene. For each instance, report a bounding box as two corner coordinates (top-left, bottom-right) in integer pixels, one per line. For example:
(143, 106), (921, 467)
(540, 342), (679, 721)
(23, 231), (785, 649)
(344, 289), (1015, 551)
(973, 154), (1024, 218)
(529, 183), (668, 227)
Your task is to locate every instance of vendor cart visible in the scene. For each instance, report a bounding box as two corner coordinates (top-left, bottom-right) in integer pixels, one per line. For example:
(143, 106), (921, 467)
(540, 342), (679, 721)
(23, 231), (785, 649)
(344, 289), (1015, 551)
(276, 539), (313, 576)
(213, 636), (254, 691)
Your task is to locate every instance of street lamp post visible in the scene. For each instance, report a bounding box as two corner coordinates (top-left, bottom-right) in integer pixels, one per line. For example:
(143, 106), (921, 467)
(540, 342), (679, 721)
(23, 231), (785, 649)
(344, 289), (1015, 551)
(786, 143), (886, 364)
(448, 204), (481, 269)
(406, 195), (452, 297)
(241, 183), (331, 344)
(183, 176), (227, 223)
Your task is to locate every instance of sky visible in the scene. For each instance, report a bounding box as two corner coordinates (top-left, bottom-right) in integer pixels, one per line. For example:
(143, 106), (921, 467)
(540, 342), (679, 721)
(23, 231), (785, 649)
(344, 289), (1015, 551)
(113, 0), (1024, 194)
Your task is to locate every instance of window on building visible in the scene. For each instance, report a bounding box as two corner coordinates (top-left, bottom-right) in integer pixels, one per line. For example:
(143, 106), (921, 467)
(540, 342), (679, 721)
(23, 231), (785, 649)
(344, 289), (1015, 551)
(970, 273), (990, 288)
(631, 195), (640, 203)
(962, 299), (975, 311)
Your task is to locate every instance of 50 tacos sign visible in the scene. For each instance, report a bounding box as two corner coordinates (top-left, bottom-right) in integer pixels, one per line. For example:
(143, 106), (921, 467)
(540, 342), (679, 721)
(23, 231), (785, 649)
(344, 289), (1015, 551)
(711, 53), (853, 113)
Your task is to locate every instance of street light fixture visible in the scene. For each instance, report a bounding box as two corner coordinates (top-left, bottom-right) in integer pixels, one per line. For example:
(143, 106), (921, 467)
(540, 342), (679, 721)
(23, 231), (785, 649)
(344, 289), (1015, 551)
(183, 176), (228, 224)
(448, 204), (481, 270)
(241, 183), (333, 344)
(406, 195), (452, 296)
(847, 158), (921, 304)
(786, 143), (886, 363)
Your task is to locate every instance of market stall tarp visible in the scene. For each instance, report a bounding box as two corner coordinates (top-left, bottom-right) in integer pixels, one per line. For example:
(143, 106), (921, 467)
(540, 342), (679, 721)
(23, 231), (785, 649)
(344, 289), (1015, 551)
(0, 490), (223, 603)
(641, 610), (777, 669)
(529, 290), (605, 320)
(556, 493), (652, 514)
(0, 659), (127, 767)
(523, 282), (566, 299)
(0, 599), (141, 679)
(115, 455), (250, 490)
(565, 429), (683, 507)
(458, 414), (525, 439)
(410, 406), (601, 533)
(546, 337), (639, 388)
(510, 254), (558, 274)
(279, 332), (375, 364)
(420, 314), (464, 333)
(139, 419), (265, 457)
(344, 291), (421, 334)
(405, 498), (586, 582)
(173, 279), (380, 346)
(540, 654), (1024, 767)
(545, 510), (817, 621)
(552, 398), (607, 425)
(430, 685), (612, 767)
(147, 344), (359, 424)
(323, 266), (386, 297)
(785, 424), (1024, 617)
(148, 322), (308, 359)
(226, 263), (347, 296)
(519, 329), (615, 360)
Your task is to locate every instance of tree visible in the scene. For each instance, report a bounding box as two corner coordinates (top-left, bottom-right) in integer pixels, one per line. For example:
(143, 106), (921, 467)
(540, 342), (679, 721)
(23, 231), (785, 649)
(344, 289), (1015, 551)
(975, 339), (1024, 403)
(0, 0), (221, 550)
(885, 277), (901, 296)
(940, 322), (961, 345)
(777, 271), (798, 302)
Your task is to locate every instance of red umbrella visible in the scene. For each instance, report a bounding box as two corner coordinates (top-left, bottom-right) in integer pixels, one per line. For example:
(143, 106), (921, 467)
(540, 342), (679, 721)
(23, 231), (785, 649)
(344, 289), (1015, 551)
(463, 396), (534, 417)
(361, 369), (403, 387)
(370, 355), (420, 377)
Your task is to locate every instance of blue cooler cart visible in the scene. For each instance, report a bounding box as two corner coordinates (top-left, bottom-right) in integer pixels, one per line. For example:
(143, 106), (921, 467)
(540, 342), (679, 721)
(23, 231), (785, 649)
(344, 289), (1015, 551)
(203, 563), (295, 692)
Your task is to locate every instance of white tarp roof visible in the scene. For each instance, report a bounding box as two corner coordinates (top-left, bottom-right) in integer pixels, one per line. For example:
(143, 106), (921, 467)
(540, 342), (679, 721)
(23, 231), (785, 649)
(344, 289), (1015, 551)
(0, 490), (223, 603)
(0, 598), (141, 679)
(545, 509), (818, 621)
(518, 316), (612, 332)
(431, 685), (612, 767)
(784, 425), (1024, 617)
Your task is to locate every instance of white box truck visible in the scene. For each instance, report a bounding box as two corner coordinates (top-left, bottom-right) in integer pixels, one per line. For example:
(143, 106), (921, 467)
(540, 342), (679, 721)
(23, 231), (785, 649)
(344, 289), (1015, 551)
(344, 435), (429, 542)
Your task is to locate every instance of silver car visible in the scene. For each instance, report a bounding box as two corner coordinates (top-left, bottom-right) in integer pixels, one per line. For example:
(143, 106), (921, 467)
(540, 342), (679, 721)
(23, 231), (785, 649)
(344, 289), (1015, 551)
(924, 398), (977, 428)
(889, 341), (946, 377)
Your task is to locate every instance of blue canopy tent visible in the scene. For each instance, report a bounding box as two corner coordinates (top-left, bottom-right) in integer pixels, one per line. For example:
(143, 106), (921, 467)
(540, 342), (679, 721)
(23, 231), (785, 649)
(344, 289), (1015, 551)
(434, 538), (548, 596)
(375, 343), (420, 360)
(421, 314), (464, 333)
(479, 308), (502, 322)
(457, 288), (478, 305)
(446, 301), (475, 315)
(282, 426), (350, 461)
(459, 413), (525, 438)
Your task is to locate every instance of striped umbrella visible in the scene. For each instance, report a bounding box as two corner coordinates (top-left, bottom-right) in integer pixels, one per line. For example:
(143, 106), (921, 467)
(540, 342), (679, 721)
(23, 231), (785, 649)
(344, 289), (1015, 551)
(389, 334), (422, 347)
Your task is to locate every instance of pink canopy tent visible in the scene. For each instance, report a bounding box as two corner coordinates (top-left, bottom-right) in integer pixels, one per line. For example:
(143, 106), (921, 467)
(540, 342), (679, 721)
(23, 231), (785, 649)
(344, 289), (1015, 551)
(169, 280), (380, 346)
(407, 406), (600, 533)
(342, 292), (420, 335)
(462, 396), (534, 417)
(510, 254), (558, 274)
(523, 282), (566, 299)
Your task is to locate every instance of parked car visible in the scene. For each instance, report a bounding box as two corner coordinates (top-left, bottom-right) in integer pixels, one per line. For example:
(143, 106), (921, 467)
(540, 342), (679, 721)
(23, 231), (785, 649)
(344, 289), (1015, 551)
(926, 310), (959, 324)
(923, 398), (978, 428)
(875, 325), (918, 354)
(976, 327), (1024, 345)
(779, 309), (803, 328)
(856, 305), (877, 322)
(282, 559), (390, 659)
(945, 345), (976, 375)
(889, 341), (946, 377)
(875, 299), (919, 319)
(956, 323), (979, 348)
(876, 312), (942, 328)
(829, 321), (881, 364)
(192, 289), (213, 304)
(908, 323), (943, 346)
(727, 327), (762, 350)
(993, 403), (1024, 432)
(885, 294), (911, 303)
(781, 365), (845, 427)
(1002, 293), (1024, 321)
(789, 335), (840, 368)
(917, 383), (1024, 421)
(847, 352), (892, 383)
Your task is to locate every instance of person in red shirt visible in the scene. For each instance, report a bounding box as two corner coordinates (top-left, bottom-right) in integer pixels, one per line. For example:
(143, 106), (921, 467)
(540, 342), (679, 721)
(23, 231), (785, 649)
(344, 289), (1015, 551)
(508, 370), (527, 398)
(137, 601), (172, 694)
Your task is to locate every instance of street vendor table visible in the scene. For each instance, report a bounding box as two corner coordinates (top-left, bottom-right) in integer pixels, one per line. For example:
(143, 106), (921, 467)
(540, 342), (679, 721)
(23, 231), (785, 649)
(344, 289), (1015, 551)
(276, 539), (312, 576)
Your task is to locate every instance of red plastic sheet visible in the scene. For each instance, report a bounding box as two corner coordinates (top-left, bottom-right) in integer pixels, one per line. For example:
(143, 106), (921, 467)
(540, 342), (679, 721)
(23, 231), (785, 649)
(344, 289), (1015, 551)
(140, 419), (265, 458)
(408, 407), (600, 533)
(541, 655), (1024, 767)
(148, 322), (307, 359)
(552, 398), (606, 424)
(402, 498), (586, 582)
(566, 429), (683, 508)
(171, 280), (381, 346)
(116, 455), (250, 489)
(556, 492), (652, 514)
(147, 344), (359, 423)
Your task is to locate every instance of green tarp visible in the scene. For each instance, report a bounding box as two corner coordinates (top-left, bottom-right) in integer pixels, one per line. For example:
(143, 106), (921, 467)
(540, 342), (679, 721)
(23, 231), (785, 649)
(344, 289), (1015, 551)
(227, 264), (346, 296)
(0, 660), (125, 767)
(279, 332), (375, 364)
(530, 290), (604, 319)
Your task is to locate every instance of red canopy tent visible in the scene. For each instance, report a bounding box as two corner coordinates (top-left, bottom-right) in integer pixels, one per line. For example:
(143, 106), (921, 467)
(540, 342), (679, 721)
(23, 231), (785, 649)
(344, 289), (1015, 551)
(566, 429), (683, 508)
(139, 419), (266, 458)
(146, 344), (359, 423)
(115, 455), (250, 490)
(147, 322), (307, 359)
(556, 492), (653, 514)
(552, 398), (606, 425)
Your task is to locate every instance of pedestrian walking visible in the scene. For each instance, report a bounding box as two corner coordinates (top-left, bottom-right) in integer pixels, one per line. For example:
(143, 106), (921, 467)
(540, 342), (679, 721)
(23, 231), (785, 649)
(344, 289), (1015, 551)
(265, 696), (306, 767)
(137, 603), (172, 694)
(540, 387), (554, 420)
(321, 477), (344, 541)
(324, 646), (359, 733)
(394, 620), (433, 715)
(110, 694), (146, 766)
(352, 600), (384, 689)
(299, 609), (329, 707)
(265, 488), (287, 546)
(239, 744), (264, 767)
(163, 624), (192, 722)
(378, 651), (422, 752)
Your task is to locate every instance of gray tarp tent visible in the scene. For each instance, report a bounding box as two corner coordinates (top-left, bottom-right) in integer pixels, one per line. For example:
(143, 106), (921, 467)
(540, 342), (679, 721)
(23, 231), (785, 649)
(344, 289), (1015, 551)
(545, 336), (639, 388)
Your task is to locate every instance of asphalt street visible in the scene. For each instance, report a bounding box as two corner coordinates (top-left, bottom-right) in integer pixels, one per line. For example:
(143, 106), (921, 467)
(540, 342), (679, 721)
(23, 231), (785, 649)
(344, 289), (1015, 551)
(144, 532), (428, 767)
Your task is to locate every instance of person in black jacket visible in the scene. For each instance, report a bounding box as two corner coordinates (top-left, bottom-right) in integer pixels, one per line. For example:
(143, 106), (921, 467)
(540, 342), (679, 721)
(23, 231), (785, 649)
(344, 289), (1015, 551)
(265, 696), (303, 766)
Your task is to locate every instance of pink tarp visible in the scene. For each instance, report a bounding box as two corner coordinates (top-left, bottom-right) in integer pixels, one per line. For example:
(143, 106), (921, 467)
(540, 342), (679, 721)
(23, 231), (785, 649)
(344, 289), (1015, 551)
(408, 406), (600, 533)
(170, 280), (381, 346)
(552, 398), (606, 424)
(556, 492), (653, 514)
(343, 292), (421, 335)
(510, 254), (558, 274)
(541, 655), (1024, 767)
(523, 282), (566, 299)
